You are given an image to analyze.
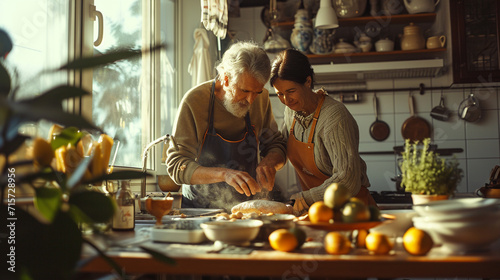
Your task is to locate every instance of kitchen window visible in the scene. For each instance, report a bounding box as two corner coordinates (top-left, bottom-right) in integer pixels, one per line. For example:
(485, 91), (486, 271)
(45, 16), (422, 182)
(0, 0), (177, 172)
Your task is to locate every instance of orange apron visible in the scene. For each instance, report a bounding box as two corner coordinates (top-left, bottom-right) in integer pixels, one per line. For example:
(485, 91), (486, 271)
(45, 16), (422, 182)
(287, 95), (377, 207)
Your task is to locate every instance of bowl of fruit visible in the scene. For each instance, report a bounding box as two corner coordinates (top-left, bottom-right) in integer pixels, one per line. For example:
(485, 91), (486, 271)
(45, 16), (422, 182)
(297, 183), (392, 231)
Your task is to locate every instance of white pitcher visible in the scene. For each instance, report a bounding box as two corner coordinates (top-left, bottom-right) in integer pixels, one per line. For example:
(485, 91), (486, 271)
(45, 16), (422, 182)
(403, 0), (440, 14)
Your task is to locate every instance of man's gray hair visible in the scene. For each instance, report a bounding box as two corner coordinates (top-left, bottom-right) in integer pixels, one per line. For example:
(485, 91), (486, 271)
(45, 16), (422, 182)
(216, 41), (271, 86)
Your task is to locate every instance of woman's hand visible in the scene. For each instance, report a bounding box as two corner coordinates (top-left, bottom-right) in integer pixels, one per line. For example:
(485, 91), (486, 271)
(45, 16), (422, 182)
(290, 192), (309, 216)
(256, 164), (276, 191)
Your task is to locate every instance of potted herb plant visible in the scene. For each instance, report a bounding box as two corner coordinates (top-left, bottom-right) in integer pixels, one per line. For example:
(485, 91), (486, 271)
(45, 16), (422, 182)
(399, 138), (463, 205)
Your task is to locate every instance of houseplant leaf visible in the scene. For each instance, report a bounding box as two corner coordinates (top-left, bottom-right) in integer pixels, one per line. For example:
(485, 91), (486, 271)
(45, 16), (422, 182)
(34, 185), (62, 222)
(69, 190), (115, 223)
(0, 62), (10, 96)
(59, 44), (164, 70)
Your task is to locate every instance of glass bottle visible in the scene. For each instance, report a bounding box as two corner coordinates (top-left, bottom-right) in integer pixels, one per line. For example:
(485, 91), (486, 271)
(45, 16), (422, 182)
(112, 180), (135, 231)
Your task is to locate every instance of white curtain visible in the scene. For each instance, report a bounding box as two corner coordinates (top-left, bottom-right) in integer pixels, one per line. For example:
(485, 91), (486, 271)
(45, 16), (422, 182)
(188, 28), (213, 87)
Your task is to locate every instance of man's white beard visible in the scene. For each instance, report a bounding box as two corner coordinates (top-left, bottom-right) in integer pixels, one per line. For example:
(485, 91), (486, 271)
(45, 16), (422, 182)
(222, 87), (250, 118)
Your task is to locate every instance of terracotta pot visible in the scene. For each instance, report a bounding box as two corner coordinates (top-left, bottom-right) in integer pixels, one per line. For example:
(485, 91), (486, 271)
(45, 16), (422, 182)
(411, 194), (449, 205)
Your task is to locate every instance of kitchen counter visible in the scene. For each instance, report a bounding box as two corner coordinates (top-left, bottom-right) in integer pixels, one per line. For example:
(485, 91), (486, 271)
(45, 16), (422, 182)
(79, 224), (500, 278)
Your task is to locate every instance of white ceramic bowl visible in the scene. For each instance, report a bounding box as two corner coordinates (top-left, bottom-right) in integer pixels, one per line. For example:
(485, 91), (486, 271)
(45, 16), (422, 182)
(413, 207), (500, 224)
(370, 209), (417, 237)
(413, 216), (500, 253)
(412, 198), (500, 217)
(200, 219), (263, 246)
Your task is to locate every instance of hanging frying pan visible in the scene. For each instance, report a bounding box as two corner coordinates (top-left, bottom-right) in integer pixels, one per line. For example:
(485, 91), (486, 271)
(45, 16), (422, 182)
(401, 93), (431, 142)
(369, 95), (390, 141)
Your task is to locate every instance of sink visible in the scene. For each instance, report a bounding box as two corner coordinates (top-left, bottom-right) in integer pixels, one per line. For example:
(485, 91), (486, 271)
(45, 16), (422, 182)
(135, 208), (225, 224)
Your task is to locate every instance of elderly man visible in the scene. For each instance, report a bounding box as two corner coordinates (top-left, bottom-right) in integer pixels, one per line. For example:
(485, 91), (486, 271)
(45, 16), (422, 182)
(166, 41), (286, 210)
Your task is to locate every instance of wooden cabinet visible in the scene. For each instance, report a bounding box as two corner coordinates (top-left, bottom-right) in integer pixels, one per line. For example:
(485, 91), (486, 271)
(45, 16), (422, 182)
(272, 13), (445, 65)
(450, 0), (500, 83)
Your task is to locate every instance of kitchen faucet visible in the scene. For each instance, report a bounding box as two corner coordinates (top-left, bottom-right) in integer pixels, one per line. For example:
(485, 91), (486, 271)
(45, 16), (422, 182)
(140, 134), (178, 212)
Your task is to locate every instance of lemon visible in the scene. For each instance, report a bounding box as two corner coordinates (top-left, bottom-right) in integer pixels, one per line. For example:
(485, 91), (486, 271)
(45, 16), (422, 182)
(289, 227), (307, 249)
(403, 227), (434, 256)
(324, 183), (351, 210)
(365, 232), (392, 255)
(324, 232), (351, 255)
(269, 229), (298, 252)
(341, 198), (371, 223)
(368, 205), (382, 221)
(308, 201), (334, 224)
(32, 137), (55, 167)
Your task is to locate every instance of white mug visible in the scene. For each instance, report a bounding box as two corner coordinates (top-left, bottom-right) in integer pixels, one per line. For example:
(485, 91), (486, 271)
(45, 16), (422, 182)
(426, 35), (446, 49)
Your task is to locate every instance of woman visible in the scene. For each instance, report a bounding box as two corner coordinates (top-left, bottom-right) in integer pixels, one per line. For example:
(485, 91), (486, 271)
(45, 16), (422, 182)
(270, 49), (376, 215)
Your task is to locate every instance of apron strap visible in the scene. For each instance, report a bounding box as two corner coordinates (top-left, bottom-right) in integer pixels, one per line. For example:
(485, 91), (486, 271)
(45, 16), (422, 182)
(207, 78), (217, 132)
(307, 95), (325, 143)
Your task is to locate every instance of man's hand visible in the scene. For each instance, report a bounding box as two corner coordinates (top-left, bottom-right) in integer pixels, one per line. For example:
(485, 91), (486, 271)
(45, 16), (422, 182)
(256, 164), (276, 191)
(224, 169), (261, 196)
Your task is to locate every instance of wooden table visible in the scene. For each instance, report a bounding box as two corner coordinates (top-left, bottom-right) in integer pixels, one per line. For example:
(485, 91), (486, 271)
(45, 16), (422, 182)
(79, 225), (500, 279)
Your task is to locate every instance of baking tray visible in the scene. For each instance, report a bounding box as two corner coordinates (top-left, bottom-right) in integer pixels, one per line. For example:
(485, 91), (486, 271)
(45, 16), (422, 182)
(135, 208), (225, 224)
(150, 216), (212, 243)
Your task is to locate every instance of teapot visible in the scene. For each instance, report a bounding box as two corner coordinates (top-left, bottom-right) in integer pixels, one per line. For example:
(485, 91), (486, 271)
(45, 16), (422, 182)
(400, 22), (425, 51)
(354, 32), (372, 52)
(404, 0), (440, 14)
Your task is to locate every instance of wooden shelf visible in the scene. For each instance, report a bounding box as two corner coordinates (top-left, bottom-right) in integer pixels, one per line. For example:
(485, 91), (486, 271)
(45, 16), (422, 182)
(271, 13), (437, 28)
(307, 48), (446, 64)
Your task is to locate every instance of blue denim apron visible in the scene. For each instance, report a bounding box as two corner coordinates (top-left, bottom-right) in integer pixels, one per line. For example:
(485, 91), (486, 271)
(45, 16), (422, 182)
(182, 79), (259, 211)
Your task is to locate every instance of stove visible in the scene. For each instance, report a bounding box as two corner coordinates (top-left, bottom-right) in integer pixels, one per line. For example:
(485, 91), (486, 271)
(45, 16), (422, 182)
(370, 191), (413, 204)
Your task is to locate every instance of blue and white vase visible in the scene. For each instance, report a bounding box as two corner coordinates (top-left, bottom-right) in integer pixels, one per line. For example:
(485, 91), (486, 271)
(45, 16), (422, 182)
(290, 9), (313, 52)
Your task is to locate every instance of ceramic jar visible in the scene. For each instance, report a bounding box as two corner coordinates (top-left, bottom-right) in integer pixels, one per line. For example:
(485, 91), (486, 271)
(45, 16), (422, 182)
(375, 38), (394, 52)
(309, 28), (335, 54)
(290, 9), (313, 52)
(400, 22), (425, 51)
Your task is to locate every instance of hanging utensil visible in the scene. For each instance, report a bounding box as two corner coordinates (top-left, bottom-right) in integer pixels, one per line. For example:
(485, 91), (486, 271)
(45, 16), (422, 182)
(458, 93), (481, 122)
(369, 94), (390, 141)
(401, 92), (431, 142)
(430, 91), (450, 121)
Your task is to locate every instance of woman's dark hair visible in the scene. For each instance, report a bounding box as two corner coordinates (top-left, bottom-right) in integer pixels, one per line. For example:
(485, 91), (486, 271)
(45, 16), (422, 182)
(270, 48), (315, 88)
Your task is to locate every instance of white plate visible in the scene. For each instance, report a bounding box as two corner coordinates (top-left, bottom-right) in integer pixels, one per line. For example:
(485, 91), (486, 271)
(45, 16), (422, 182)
(412, 198), (500, 216)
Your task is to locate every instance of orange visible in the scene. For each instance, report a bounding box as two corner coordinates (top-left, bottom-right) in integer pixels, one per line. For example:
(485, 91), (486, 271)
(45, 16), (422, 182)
(324, 232), (351, 255)
(341, 198), (371, 223)
(365, 232), (392, 255)
(32, 137), (55, 167)
(403, 227), (434, 256)
(354, 229), (369, 248)
(268, 229), (298, 252)
(324, 183), (351, 210)
(308, 201), (334, 224)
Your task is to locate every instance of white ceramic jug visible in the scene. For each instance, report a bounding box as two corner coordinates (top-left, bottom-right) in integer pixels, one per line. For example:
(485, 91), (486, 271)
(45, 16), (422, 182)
(404, 0), (440, 14)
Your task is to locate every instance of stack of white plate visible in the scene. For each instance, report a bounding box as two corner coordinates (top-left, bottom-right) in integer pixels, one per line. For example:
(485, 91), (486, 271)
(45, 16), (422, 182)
(412, 198), (500, 253)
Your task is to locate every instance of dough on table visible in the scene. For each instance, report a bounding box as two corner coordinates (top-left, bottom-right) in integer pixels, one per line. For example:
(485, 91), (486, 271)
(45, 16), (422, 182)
(231, 200), (293, 215)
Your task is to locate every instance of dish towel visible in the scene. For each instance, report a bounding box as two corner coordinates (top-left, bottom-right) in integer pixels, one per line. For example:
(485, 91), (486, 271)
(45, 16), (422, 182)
(188, 28), (213, 87)
(201, 0), (228, 39)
